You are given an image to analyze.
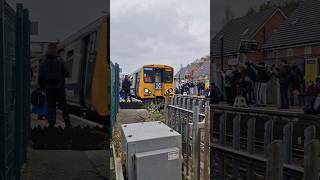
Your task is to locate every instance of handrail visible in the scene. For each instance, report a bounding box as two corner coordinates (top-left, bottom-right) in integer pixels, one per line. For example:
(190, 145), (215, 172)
(211, 105), (320, 122)
(168, 105), (205, 117)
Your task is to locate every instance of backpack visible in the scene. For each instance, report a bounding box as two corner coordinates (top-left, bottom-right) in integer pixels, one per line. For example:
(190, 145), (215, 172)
(260, 69), (272, 82)
(31, 90), (45, 106)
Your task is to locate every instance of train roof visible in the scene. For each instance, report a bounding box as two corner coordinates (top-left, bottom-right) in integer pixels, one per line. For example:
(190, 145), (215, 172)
(128, 64), (174, 76)
(142, 64), (174, 69)
(59, 16), (107, 47)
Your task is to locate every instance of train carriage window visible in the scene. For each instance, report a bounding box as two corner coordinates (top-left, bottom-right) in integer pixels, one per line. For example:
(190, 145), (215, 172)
(163, 69), (173, 83)
(143, 67), (155, 83)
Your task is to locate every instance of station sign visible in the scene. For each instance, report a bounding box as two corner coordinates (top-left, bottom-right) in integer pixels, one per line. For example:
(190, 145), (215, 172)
(239, 40), (258, 53)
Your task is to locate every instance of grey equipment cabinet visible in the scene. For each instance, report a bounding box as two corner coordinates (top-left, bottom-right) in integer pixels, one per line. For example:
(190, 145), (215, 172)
(121, 121), (182, 180)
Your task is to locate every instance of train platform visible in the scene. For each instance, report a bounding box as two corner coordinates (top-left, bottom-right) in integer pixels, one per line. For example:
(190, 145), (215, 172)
(21, 149), (108, 180)
(22, 114), (109, 180)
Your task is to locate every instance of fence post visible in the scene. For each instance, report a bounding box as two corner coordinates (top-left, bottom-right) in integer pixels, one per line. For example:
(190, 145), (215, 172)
(247, 117), (256, 180)
(203, 102), (210, 180)
(0, 0), (5, 179)
(199, 100), (204, 114)
(176, 97), (180, 107)
(232, 114), (241, 178)
(170, 96), (174, 105)
(247, 118), (256, 153)
(164, 96), (170, 125)
(266, 140), (283, 180)
(174, 96), (178, 106)
(186, 98), (191, 110)
(303, 139), (320, 180)
(264, 120), (274, 157)
(182, 97), (186, 109)
(219, 113), (226, 146)
(192, 99), (197, 114)
(218, 113), (226, 180)
(304, 125), (316, 147)
(283, 122), (293, 164)
(192, 106), (200, 180)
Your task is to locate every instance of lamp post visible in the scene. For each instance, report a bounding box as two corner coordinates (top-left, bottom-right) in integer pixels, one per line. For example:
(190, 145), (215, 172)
(220, 36), (224, 91)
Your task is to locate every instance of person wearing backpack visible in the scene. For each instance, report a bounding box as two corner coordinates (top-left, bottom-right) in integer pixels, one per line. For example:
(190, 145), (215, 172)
(252, 62), (271, 107)
(38, 43), (71, 128)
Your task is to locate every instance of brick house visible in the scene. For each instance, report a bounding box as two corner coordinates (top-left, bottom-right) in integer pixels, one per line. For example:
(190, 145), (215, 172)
(262, 0), (320, 84)
(211, 8), (287, 72)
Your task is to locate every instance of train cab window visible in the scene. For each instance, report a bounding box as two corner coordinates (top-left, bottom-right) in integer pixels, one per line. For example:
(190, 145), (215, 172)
(155, 71), (162, 83)
(143, 67), (155, 83)
(163, 69), (173, 83)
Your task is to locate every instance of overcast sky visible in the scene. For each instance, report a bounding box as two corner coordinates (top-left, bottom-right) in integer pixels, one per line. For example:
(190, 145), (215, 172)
(10, 0), (107, 42)
(8, 0), (270, 74)
(111, 0), (210, 74)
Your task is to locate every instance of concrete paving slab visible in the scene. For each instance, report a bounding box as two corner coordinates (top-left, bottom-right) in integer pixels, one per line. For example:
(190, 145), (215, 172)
(21, 149), (109, 180)
(116, 109), (148, 128)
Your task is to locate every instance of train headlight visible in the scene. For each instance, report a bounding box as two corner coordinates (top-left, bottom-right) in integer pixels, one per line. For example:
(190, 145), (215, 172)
(144, 88), (152, 95)
(166, 88), (173, 94)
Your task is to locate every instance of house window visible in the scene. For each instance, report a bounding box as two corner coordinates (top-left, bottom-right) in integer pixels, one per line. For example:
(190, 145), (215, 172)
(305, 46), (312, 55)
(272, 50), (279, 59)
(286, 48), (293, 57)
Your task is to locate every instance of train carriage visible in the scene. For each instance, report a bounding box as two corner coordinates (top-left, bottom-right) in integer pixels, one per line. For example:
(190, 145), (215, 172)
(57, 16), (110, 124)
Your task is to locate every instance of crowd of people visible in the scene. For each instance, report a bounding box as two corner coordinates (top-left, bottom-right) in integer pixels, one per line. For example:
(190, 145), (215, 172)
(175, 81), (208, 96)
(208, 59), (320, 114)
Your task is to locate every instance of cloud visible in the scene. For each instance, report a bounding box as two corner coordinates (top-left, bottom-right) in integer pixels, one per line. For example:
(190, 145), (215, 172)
(111, 0), (209, 74)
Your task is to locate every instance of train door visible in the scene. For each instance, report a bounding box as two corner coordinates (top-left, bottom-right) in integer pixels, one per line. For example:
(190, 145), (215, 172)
(134, 72), (139, 96)
(80, 35), (90, 107)
(154, 68), (163, 97)
(305, 58), (318, 85)
(82, 32), (97, 108)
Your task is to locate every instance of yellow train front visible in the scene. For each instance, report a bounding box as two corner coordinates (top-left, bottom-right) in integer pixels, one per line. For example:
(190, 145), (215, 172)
(130, 64), (174, 100)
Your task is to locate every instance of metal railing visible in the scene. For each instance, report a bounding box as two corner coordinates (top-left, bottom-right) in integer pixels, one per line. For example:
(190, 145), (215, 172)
(210, 105), (320, 180)
(110, 62), (120, 133)
(164, 95), (210, 180)
(0, 1), (30, 179)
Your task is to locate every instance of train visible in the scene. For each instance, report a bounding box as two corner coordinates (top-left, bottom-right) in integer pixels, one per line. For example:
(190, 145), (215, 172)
(129, 64), (174, 100)
(31, 15), (117, 126)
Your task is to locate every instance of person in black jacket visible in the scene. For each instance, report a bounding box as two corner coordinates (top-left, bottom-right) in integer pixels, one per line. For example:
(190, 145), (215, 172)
(38, 43), (71, 128)
(252, 62), (271, 107)
(289, 64), (304, 106)
(122, 75), (132, 102)
(273, 59), (290, 109)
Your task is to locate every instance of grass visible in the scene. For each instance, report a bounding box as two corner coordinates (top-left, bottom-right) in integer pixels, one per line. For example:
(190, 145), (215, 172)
(144, 102), (166, 122)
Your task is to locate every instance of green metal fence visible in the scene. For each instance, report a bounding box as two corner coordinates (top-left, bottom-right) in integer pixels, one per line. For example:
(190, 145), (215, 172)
(0, 1), (30, 179)
(110, 62), (120, 131)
